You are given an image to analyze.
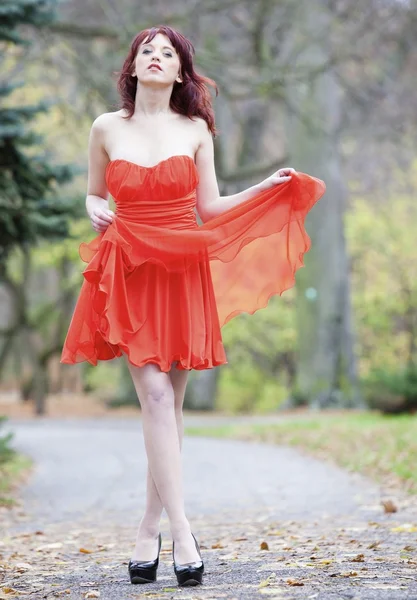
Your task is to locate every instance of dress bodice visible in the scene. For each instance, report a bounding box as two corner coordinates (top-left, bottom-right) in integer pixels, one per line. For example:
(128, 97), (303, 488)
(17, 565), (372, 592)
(105, 154), (199, 230)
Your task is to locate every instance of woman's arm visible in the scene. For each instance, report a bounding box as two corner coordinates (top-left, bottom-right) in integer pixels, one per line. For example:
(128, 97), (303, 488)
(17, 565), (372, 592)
(194, 119), (294, 223)
(86, 116), (115, 233)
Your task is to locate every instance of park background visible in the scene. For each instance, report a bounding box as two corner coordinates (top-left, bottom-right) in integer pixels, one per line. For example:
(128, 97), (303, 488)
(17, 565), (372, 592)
(1, 0), (417, 504)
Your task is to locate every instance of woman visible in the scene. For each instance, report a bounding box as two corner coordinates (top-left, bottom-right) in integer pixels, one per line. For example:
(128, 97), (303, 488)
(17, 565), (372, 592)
(60, 25), (325, 587)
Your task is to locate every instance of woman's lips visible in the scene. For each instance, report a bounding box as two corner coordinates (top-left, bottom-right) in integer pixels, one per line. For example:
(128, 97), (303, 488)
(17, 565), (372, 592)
(148, 64), (162, 71)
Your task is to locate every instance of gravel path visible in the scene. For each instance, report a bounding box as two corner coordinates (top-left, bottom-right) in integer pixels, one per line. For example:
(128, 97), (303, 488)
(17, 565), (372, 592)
(1, 416), (416, 599)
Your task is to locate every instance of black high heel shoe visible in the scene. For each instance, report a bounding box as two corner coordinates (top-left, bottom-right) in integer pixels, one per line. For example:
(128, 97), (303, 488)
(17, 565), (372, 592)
(128, 532), (162, 584)
(172, 532), (204, 586)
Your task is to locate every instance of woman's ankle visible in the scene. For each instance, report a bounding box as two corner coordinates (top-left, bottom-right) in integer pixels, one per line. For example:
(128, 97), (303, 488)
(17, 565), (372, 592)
(170, 518), (192, 539)
(137, 516), (161, 538)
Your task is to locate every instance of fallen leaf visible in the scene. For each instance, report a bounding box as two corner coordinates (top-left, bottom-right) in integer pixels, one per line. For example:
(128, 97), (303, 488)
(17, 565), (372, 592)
(84, 592), (100, 598)
(13, 562), (32, 572)
(259, 573), (276, 588)
(368, 541), (380, 549)
(35, 542), (63, 551)
(79, 548), (94, 554)
(381, 499), (397, 513)
(391, 524), (417, 533)
(351, 553), (365, 562)
(287, 579), (304, 586)
(260, 541), (269, 550)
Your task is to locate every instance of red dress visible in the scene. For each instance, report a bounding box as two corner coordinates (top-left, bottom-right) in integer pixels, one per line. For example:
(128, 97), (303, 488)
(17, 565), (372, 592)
(60, 155), (326, 371)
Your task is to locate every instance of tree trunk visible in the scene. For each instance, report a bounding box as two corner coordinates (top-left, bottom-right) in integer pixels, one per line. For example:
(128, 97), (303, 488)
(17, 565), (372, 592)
(286, 3), (362, 408)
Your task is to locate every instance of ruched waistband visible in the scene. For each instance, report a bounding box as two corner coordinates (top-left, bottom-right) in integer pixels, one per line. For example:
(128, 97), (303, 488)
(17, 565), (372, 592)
(115, 190), (198, 230)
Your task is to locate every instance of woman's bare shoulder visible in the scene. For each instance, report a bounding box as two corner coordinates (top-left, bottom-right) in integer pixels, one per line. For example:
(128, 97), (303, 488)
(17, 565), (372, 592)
(91, 109), (124, 131)
(189, 116), (212, 148)
(190, 115), (210, 131)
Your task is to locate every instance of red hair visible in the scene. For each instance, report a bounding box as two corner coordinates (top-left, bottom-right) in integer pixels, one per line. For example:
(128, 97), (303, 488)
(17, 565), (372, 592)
(116, 25), (218, 136)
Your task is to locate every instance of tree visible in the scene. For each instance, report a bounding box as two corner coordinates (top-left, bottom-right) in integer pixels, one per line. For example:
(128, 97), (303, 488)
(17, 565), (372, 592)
(0, 0), (77, 268)
(285, 2), (361, 408)
(0, 0), (80, 414)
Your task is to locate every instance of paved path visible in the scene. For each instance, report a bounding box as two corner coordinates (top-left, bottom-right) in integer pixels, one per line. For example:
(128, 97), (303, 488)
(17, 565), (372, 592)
(3, 417), (381, 528)
(1, 416), (417, 599)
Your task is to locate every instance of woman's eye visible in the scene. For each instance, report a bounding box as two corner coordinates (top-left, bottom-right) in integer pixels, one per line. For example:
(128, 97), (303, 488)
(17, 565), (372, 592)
(142, 49), (172, 57)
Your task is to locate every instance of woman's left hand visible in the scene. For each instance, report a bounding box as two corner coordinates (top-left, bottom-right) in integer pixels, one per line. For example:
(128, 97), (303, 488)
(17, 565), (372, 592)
(257, 167), (296, 192)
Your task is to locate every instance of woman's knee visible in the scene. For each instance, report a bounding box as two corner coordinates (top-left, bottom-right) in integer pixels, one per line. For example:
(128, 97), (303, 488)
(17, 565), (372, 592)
(139, 374), (175, 412)
(126, 360), (175, 411)
(142, 384), (174, 410)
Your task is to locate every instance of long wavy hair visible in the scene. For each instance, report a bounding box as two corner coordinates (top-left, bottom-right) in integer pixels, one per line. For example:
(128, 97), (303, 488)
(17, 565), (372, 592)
(116, 25), (218, 136)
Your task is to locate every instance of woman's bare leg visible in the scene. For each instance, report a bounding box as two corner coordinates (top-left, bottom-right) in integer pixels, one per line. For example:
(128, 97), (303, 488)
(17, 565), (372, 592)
(130, 361), (188, 559)
(126, 359), (199, 564)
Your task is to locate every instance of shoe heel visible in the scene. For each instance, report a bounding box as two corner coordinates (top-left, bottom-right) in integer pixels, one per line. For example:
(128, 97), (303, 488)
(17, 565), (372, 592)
(175, 567), (203, 586)
(172, 532), (204, 587)
(128, 567), (157, 584)
(128, 532), (161, 584)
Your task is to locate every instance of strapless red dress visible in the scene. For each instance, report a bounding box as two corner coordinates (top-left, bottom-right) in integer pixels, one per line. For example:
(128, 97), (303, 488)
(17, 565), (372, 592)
(60, 155), (325, 371)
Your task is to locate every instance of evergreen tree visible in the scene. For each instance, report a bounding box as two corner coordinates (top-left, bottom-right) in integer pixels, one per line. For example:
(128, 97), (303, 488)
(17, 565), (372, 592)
(0, 0), (78, 272)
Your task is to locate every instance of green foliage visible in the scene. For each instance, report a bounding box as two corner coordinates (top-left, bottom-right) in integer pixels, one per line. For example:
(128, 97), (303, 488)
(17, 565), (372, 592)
(0, 0), (80, 269)
(216, 364), (289, 414)
(346, 163), (417, 411)
(346, 179), (417, 376)
(0, 1), (58, 45)
(345, 164), (417, 413)
(0, 416), (15, 466)
(82, 361), (121, 399)
(218, 293), (296, 413)
(363, 366), (417, 413)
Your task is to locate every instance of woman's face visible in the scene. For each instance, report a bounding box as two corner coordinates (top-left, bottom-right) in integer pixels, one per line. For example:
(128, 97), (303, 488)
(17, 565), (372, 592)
(133, 33), (182, 87)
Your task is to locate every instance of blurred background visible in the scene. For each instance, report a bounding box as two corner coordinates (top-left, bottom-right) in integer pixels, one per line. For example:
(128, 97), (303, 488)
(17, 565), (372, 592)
(1, 0), (417, 427)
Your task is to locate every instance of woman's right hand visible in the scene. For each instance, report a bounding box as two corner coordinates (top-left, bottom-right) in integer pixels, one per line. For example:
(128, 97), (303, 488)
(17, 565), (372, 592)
(89, 207), (115, 233)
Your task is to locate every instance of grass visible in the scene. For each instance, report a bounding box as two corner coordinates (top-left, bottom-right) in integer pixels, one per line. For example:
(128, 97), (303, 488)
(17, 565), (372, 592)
(0, 452), (33, 507)
(185, 410), (417, 495)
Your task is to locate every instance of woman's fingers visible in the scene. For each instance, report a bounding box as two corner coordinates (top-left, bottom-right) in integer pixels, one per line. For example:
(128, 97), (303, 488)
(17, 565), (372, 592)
(90, 209), (114, 232)
(93, 215), (111, 226)
(95, 210), (114, 224)
(271, 175), (291, 184)
(277, 167), (296, 177)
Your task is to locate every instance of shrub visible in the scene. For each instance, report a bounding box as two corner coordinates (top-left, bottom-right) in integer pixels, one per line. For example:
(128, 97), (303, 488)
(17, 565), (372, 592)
(363, 366), (417, 414)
